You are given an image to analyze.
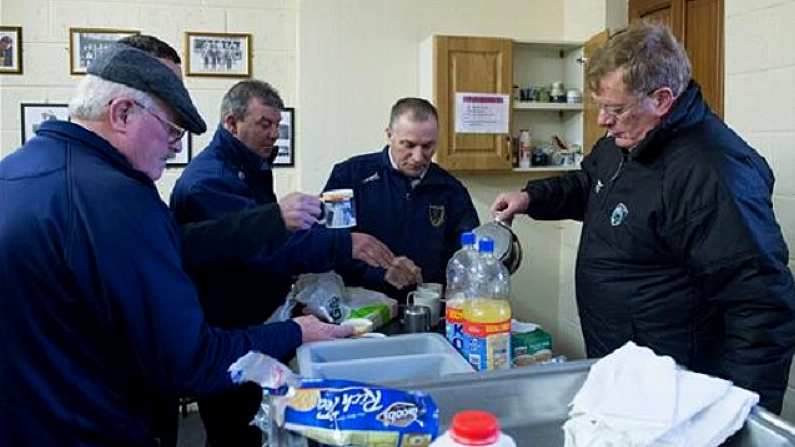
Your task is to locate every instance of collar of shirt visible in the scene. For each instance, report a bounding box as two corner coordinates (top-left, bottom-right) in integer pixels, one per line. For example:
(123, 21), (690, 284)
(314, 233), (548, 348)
(387, 146), (427, 188)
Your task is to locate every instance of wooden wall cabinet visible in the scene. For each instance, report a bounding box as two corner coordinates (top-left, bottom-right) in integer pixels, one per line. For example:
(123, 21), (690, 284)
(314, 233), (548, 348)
(420, 33), (605, 173)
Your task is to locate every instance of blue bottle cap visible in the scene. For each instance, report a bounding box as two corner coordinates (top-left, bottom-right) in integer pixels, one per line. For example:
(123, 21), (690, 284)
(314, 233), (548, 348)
(478, 237), (494, 254)
(460, 232), (476, 246)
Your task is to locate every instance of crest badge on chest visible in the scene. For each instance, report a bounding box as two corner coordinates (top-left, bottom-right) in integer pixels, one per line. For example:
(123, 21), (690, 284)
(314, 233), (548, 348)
(429, 205), (445, 228)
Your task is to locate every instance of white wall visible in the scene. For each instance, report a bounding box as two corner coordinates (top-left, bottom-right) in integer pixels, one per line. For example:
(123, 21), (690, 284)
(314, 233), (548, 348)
(0, 0), (300, 201)
(724, 0), (795, 422)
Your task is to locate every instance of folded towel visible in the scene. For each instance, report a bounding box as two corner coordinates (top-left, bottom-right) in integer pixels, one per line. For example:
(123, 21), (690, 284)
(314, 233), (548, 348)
(563, 341), (759, 447)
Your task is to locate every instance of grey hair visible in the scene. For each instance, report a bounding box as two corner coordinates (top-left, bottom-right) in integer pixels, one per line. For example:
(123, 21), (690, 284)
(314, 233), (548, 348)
(586, 21), (691, 97)
(219, 80), (284, 122)
(69, 75), (155, 120)
(388, 97), (438, 129)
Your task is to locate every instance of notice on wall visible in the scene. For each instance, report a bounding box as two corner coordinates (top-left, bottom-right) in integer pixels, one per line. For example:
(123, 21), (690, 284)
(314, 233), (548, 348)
(454, 92), (510, 134)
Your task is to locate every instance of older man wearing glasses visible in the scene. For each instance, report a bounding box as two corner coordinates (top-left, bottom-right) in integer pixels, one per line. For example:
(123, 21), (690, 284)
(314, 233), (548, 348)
(0, 44), (352, 446)
(490, 22), (795, 414)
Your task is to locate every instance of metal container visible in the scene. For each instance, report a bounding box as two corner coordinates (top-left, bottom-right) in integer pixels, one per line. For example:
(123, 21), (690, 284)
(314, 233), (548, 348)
(388, 360), (795, 446)
(404, 304), (432, 333)
(472, 219), (523, 274)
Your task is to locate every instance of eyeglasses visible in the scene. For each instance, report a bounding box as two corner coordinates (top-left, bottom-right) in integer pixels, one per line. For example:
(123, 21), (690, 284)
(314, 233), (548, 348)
(594, 89), (657, 121)
(132, 101), (186, 144)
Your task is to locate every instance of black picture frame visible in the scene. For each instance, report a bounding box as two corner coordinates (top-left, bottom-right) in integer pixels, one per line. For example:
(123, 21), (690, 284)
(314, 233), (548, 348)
(20, 103), (70, 144)
(273, 107), (294, 167)
(167, 133), (193, 167)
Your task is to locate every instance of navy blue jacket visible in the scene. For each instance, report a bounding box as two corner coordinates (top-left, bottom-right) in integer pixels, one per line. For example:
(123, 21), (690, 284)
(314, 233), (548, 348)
(523, 82), (795, 413)
(0, 121), (301, 446)
(324, 147), (479, 295)
(170, 126), (352, 328)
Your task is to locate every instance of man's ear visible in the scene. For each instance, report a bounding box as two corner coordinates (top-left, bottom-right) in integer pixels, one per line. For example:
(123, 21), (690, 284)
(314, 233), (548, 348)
(651, 87), (676, 117)
(384, 126), (392, 142)
(223, 114), (238, 134)
(107, 99), (135, 133)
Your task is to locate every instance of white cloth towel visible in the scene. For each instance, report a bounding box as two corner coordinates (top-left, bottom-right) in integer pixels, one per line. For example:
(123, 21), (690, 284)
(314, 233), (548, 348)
(563, 341), (759, 447)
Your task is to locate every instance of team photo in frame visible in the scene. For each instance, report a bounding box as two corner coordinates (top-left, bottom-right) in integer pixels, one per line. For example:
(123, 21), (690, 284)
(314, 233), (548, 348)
(184, 31), (251, 78)
(69, 28), (139, 75)
(0, 26), (22, 74)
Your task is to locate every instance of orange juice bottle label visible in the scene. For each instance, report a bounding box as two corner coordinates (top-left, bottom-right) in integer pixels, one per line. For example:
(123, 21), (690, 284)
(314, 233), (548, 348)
(463, 319), (511, 338)
(446, 307), (464, 323)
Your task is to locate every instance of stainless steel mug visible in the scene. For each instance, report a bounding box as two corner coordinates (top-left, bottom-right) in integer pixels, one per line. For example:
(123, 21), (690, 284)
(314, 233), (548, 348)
(404, 305), (431, 333)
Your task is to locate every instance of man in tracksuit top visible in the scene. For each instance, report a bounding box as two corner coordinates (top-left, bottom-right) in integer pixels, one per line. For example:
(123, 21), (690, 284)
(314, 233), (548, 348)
(170, 80), (396, 446)
(324, 97), (480, 297)
(0, 45), (351, 447)
(491, 23), (795, 413)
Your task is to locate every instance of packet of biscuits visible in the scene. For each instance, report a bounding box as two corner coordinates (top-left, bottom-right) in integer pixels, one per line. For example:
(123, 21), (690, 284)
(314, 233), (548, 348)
(229, 351), (439, 446)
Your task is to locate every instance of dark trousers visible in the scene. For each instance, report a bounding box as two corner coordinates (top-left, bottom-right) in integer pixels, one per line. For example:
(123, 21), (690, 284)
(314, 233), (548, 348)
(199, 382), (263, 447)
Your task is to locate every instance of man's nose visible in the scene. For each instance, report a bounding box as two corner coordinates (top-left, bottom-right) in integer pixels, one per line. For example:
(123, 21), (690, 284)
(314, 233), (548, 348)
(170, 139), (183, 153)
(596, 109), (614, 127)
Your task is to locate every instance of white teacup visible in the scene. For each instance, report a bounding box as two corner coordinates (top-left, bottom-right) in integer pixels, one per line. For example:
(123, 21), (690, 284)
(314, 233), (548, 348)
(321, 189), (356, 229)
(417, 282), (443, 295)
(408, 289), (441, 326)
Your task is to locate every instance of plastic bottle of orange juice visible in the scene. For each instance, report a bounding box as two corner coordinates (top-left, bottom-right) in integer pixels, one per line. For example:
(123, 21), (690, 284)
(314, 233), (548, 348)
(445, 232), (478, 356)
(463, 238), (511, 371)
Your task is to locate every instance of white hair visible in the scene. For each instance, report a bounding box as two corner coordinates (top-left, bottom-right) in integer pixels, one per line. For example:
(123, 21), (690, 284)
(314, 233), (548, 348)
(68, 75), (156, 120)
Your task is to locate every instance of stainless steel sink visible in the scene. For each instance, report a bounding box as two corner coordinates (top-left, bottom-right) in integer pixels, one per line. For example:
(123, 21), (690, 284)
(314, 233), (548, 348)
(388, 360), (795, 446)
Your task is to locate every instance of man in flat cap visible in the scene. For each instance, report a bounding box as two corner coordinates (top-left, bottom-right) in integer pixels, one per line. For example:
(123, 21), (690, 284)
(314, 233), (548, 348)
(0, 44), (353, 446)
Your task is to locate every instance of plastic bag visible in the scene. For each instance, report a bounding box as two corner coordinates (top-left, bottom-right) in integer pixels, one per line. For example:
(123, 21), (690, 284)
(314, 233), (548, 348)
(294, 273), (349, 323)
(229, 351), (439, 447)
(287, 273), (398, 328)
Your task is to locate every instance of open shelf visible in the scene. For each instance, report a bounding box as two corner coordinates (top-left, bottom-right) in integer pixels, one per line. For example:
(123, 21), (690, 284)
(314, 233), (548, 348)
(513, 101), (582, 111)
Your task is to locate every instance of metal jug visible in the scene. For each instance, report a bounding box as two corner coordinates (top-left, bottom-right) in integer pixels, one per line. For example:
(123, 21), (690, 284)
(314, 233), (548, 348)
(472, 219), (523, 274)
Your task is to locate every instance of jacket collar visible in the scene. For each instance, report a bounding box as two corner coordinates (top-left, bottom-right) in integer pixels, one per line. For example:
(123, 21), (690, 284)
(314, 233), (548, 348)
(36, 120), (155, 186)
(211, 125), (270, 175)
(378, 145), (446, 188)
(628, 80), (710, 163)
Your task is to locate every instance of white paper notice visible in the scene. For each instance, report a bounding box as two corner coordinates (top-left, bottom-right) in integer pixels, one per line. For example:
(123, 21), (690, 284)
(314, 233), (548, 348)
(454, 92), (510, 134)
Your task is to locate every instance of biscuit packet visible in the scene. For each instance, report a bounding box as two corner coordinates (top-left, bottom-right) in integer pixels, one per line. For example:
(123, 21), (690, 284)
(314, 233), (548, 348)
(229, 352), (439, 447)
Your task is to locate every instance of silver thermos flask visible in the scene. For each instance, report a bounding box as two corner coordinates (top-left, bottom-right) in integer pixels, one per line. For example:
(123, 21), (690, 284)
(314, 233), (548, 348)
(404, 305), (431, 333)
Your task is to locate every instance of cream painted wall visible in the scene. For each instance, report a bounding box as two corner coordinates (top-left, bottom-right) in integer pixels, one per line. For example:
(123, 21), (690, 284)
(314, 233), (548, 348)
(0, 0), (300, 201)
(724, 0), (795, 422)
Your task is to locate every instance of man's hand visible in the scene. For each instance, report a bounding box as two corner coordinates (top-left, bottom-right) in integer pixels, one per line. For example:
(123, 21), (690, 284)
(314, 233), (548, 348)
(279, 192), (322, 231)
(351, 232), (394, 268)
(489, 191), (530, 225)
(385, 256), (423, 290)
(293, 315), (354, 342)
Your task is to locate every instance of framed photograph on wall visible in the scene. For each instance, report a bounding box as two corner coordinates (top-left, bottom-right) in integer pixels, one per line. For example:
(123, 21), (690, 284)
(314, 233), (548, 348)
(185, 31), (251, 78)
(273, 107), (294, 167)
(0, 26), (23, 74)
(69, 28), (139, 75)
(167, 133), (193, 167)
(21, 103), (70, 144)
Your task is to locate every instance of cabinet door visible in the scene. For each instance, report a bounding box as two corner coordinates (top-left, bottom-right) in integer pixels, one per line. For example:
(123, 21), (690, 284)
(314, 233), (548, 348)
(583, 30), (610, 155)
(629, 0), (724, 117)
(434, 36), (513, 171)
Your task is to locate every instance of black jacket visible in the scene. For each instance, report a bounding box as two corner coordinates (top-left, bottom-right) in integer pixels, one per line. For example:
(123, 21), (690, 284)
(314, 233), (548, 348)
(324, 147), (479, 297)
(524, 82), (795, 413)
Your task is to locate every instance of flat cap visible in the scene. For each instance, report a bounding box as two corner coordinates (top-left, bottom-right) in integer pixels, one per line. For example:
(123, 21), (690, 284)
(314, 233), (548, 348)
(87, 44), (207, 134)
